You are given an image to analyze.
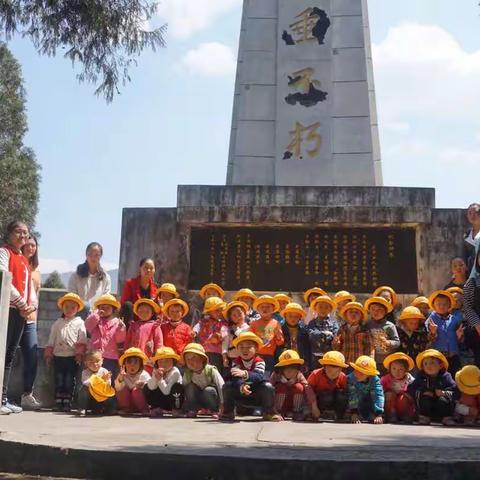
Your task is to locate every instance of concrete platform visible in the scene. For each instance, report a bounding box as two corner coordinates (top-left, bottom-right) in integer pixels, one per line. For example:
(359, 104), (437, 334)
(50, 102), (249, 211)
(1, 412), (480, 479)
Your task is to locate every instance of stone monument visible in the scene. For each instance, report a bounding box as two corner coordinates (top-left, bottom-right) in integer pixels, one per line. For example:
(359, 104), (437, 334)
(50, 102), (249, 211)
(227, 0), (382, 186)
(118, 0), (468, 302)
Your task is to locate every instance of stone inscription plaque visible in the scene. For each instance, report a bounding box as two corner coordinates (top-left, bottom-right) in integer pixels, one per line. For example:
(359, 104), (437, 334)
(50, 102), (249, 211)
(189, 227), (418, 293)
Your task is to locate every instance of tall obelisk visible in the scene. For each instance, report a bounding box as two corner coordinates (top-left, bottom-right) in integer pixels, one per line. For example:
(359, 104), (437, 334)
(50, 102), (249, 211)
(226, 0), (383, 186)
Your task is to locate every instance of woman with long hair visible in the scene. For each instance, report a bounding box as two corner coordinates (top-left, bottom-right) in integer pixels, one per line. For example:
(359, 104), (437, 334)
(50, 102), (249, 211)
(19, 235), (41, 410)
(0, 220), (37, 415)
(68, 242), (111, 316)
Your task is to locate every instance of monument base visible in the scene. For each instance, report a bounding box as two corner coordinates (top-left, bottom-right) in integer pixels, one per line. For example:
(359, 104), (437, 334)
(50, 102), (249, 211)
(119, 185), (467, 300)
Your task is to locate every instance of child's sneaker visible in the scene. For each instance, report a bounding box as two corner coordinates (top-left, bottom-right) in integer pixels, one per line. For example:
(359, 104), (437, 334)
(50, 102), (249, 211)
(198, 408), (209, 416)
(53, 398), (64, 412)
(172, 409), (184, 418)
(150, 408), (164, 418)
(210, 411), (220, 420)
(77, 409), (86, 417)
(186, 410), (198, 418)
(442, 416), (456, 426)
(218, 412), (235, 422)
(21, 393), (41, 411)
(263, 413), (283, 422)
(418, 415), (431, 425)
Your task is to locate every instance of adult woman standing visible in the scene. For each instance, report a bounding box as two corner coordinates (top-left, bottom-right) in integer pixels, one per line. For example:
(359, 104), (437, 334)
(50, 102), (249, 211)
(0, 220), (37, 415)
(120, 257), (158, 325)
(464, 203), (480, 274)
(19, 235), (41, 410)
(463, 243), (480, 367)
(68, 242), (111, 316)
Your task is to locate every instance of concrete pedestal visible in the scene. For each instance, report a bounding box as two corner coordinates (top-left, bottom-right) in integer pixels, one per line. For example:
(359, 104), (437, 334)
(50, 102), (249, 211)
(118, 185), (467, 301)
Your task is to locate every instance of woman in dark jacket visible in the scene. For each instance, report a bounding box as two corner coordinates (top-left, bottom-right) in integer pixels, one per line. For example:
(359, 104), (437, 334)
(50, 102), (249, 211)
(463, 243), (480, 367)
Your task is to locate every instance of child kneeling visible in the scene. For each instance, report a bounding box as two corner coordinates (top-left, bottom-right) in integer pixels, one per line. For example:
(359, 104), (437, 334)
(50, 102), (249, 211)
(114, 348), (151, 415)
(182, 343), (224, 418)
(270, 350), (315, 421)
(78, 350), (116, 416)
(308, 351), (348, 421)
(145, 347), (184, 417)
(220, 332), (281, 422)
(348, 356), (384, 424)
(381, 352), (416, 423)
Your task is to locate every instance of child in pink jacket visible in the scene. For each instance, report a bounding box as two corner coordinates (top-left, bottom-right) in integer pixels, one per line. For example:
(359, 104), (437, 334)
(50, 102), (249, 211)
(125, 299), (163, 359)
(85, 294), (126, 379)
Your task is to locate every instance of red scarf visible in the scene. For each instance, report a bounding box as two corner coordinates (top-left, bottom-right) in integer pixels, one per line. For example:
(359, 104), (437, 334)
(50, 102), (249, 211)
(4, 244), (31, 304)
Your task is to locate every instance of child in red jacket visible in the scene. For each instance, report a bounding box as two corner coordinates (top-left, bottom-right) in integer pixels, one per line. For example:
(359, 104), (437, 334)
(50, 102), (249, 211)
(161, 299), (194, 355)
(307, 351), (348, 421)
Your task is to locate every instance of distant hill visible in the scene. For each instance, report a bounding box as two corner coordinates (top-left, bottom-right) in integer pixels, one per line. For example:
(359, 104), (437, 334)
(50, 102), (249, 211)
(41, 269), (119, 294)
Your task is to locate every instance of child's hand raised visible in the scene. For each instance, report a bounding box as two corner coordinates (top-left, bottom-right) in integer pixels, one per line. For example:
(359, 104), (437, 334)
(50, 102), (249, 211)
(435, 389), (446, 398)
(154, 368), (164, 380)
(456, 324), (465, 341)
(332, 334), (342, 348)
(240, 384), (252, 396)
(102, 371), (112, 381)
(428, 322), (438, 336)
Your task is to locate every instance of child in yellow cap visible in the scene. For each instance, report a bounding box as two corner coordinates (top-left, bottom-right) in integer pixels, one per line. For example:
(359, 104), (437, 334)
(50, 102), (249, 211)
(273, 293), (291, 324)
(223, 301), (251, 367)
(307, 296), (339, 369)
(249, 296), (284, 376)
(232, 288), (260, 323)
(397, 306), (434, 367)
(279, 303), (311, 371)
(333, 291), (356, 326)
(365, 296), (400, 374)
(407, 349), (458, 425)
(145, 347), (184, 418)
(303, 287), (327, 325)
(348, 356), (384, 424)
(425, 290), (463, 376)
(220, 332), (281, 422)
(193, 296), (228, 372)
(125, 298), (163, 359)
(270, 350), (315, 421)
(44, 293), (87, 412)
(411, 296), (430, 319)
(78, 350), (115, 416)
(182, 343), (224, 418)
(333, 302), (374, 365)
(115, 348), (151, 415)
(454, 365), (480, 425)
(380, 352), (415, 423)
(85, 294), (125, 379)
(307, 351), (348, 421)
(161, 299), (194, 355)
(156, 283), (180, 325)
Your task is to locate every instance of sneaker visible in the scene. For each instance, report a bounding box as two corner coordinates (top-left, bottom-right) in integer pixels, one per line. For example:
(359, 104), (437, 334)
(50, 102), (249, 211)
(4, 402), (22, 414)
(442, 416), (456, 426)
(418, 415), (431, 425)
(186, 410), (198, 418)
(150, 408), (164, 418)
(0, 405), (11, 415)
(77, 409), (87, 417)
(21, 393), (41, 411)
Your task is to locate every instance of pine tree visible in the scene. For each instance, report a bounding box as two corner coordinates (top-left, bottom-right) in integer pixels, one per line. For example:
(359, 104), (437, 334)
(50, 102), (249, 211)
(42, 271), (66, 289)
(0, 1), (166, 101)
(0, 42), (41, 235)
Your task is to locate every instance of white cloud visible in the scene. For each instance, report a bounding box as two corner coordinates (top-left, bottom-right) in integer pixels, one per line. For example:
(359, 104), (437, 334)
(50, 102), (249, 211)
(372, 23), (480, 123)
(180, 42), (236, 77)
(157, 0), (242, 39)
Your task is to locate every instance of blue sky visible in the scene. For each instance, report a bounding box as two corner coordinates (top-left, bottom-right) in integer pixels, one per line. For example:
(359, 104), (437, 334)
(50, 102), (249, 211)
(6, 0), (480, 274)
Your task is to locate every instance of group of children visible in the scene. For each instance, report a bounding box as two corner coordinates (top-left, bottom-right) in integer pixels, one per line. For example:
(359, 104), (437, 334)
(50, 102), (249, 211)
(43, 281), (480, 425)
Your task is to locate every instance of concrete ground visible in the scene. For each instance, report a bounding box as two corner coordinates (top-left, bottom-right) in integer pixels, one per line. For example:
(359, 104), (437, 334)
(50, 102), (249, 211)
(1, 412), (480, 479)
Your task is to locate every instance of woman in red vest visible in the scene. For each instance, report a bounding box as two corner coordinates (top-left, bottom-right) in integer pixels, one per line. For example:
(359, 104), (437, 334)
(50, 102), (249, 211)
(120, 258), (158, 326)
(0, 220), (37, 415)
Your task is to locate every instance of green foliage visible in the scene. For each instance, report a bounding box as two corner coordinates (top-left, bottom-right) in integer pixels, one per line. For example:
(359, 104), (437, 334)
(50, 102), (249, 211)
(0, 1), (166, 101)
(0, 42), (41, 235)
(42, 270), (66, 289)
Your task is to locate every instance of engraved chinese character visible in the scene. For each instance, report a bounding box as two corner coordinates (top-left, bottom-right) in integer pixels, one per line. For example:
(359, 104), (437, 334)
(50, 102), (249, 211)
(284, 122), (322, 160)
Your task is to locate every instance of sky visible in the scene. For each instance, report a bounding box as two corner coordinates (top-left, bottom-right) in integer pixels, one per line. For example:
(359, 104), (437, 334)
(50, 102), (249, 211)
(6, 0), (480, 275)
